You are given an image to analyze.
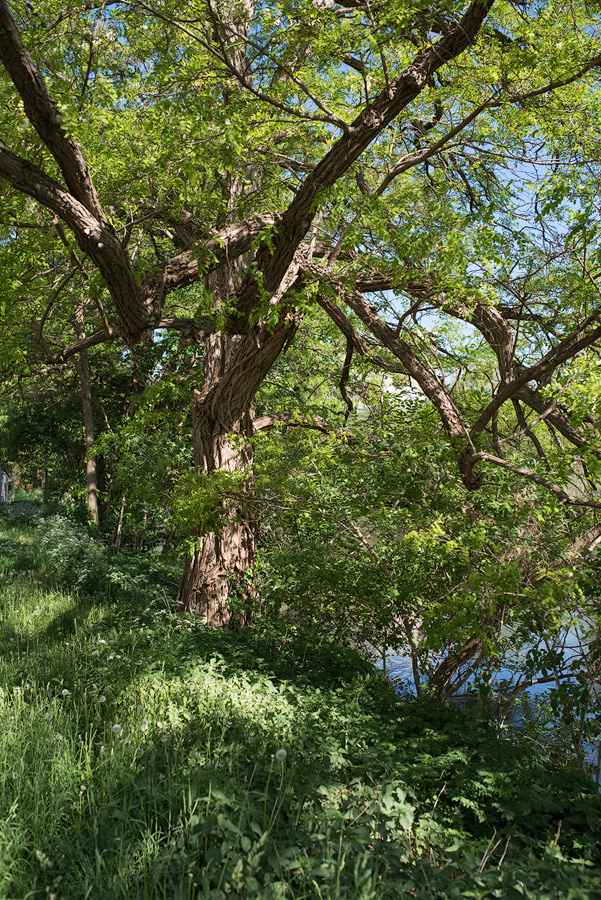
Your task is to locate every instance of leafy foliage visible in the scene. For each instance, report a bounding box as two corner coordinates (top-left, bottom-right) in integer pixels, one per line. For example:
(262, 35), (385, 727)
(0, 511), (600, 898)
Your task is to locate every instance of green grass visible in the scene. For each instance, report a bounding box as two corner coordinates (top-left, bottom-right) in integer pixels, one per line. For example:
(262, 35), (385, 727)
(0, 508), (601, 898)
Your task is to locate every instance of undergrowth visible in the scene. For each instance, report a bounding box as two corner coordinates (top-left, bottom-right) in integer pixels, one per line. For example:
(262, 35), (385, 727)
(0, 505), (600, 898)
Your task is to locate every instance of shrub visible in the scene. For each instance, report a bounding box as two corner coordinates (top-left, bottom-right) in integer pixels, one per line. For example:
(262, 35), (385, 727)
(38, 515), (109, 593)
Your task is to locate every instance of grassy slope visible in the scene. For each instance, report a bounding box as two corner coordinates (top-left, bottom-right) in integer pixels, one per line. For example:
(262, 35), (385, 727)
(0, 507), (600, 899)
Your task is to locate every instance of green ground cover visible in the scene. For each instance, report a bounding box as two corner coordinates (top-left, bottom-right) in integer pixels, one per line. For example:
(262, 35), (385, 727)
(0, 506), (600, 899)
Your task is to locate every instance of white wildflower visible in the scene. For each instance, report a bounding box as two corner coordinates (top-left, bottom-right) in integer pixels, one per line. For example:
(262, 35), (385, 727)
(140, 719), (149, 732)
(112, 724), (122, 735)
(275, 748), (287, 762)
(35, 850), (52, 869)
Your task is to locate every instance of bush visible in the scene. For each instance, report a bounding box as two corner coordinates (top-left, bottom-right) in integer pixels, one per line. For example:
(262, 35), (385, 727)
(0, 499), (56, 526)
(38, 515), (109, 593)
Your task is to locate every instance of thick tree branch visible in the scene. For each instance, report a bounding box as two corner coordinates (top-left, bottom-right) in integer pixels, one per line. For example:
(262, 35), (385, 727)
(470, 319), (601, 438)
(0, 141), (151, 341)
(314, 291), (407, 373)
(399, 270), (601, 462)
(341, 286), (479, 478)
(252, 413), (330, 433)
(233, 0), (495, 324)
(160, 214), (284, 295)
(0, 0), (103, 218)
(47, 327), (121, 364)
(157, 315), (216, 345)
(193, 276), (305, 431)
(339, 337), (354, 422)
(0, 140), (100, 233)
(306, 251), (601, 496)
(307, 267), (478, 484)
(516, 386), (601, 460)
(564, 519), (601, 557)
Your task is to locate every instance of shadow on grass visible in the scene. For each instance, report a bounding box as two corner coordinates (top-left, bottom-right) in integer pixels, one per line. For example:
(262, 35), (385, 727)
(2, 513), (601, 898)
(53, 673), (601, 900)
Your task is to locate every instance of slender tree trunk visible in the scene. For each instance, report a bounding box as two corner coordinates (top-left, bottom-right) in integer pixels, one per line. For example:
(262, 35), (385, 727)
(178, 333), (256, 625)
(114, 493), (126, 548)
(73, 309), (99, 525)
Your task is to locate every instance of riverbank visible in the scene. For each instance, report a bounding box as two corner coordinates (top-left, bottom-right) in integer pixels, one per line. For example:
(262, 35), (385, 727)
(1, 508), (601, 898)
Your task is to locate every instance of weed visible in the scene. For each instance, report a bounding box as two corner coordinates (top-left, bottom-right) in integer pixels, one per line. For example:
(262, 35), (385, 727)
(0, 513), (600, 897)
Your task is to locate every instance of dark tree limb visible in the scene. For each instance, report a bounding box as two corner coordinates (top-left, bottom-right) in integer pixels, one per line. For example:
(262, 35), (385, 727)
(470, 315), (601, 438)
(252, 413), (330, 433)
(339, 337), (355, 422)
(0, 0), (103, 218)
(160, 214), (284, 297)
(0, 140), (149, 342)
(233, 0), (496, 325)
(314, 291), (407, 373)
(47, 328), (122, 364)
(307, 268), (479, 485)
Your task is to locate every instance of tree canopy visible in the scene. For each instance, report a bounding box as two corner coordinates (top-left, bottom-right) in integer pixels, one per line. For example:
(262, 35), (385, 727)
(2, 0), (601, 661)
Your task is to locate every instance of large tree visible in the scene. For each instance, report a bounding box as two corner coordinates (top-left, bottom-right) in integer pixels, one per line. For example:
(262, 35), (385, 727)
(3, 0), (601, 624)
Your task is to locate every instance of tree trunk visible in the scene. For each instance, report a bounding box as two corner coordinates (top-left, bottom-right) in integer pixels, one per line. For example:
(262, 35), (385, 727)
(178, 504), (256, 626)
(74, 309), (99, 525)
(178, 333), (256, 626)
(114, 493), (126, 548)
(175, 0), (299, 623)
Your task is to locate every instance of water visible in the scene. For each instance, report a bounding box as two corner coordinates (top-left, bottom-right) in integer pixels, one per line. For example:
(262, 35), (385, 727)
(369, 634), (601, 782)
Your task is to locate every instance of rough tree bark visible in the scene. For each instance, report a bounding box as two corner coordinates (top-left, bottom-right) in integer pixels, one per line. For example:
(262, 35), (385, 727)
(177, 275), (302, 620)
(178, 334), (256, 624)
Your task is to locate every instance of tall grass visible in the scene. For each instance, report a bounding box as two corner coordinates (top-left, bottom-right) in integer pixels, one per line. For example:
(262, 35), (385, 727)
(0, 509), (601, 898)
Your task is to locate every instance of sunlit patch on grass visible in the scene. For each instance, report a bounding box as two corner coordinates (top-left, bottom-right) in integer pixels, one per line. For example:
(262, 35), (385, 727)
(0, 513), (600, 898)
